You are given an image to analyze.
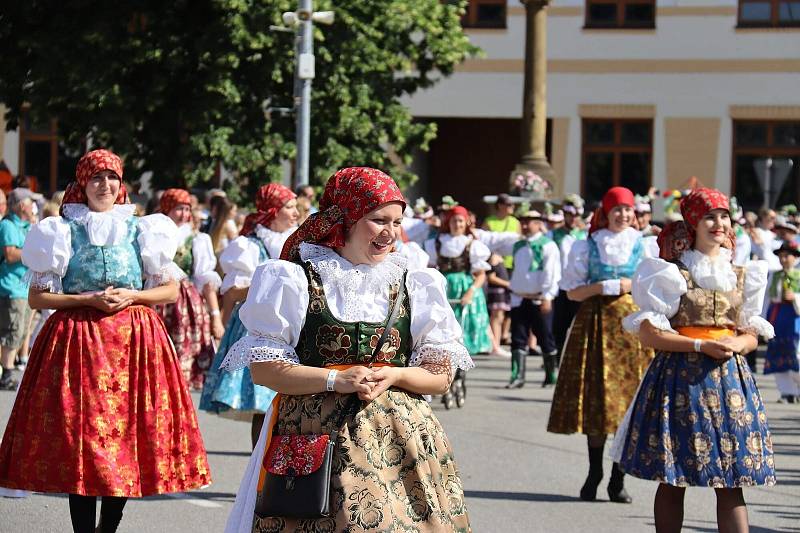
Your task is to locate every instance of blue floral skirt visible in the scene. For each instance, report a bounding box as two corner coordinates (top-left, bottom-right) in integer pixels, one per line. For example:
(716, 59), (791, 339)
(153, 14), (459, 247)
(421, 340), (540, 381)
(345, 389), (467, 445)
(764, 302), (800, 374)
(619, 351), (776, 487)
(199, 303), (277, 420)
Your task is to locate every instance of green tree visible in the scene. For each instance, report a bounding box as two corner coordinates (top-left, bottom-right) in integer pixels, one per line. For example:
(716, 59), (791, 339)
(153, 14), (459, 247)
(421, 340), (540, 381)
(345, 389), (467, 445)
(0, 0), (477, 199)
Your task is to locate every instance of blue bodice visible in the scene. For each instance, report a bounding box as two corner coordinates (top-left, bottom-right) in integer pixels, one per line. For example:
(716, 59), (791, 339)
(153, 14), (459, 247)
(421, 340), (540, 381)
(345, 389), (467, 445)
(249, 235), (270, 262)
(587, 235), (643, 283)
(62, 218), (144, 293)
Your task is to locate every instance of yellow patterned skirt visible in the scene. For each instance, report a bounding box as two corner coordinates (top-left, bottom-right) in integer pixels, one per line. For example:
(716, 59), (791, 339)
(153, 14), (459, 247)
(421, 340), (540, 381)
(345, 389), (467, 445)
(547, 294), (654, 436)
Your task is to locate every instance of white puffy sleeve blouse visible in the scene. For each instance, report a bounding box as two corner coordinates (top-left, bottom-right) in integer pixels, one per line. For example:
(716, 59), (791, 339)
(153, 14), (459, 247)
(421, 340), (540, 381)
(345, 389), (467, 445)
(220, 243), (474, 374)
(190, 232), (222, 291)
(622, 250), (775, 339)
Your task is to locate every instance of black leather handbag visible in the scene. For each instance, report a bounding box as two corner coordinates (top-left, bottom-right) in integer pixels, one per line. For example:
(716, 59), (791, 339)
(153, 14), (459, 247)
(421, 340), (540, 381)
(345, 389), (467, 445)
(254, 278), (406, 519)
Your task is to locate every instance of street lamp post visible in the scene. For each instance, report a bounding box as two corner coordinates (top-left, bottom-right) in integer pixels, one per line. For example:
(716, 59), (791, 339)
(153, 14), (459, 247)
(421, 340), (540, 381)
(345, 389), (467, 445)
(282, 2), (335, 187)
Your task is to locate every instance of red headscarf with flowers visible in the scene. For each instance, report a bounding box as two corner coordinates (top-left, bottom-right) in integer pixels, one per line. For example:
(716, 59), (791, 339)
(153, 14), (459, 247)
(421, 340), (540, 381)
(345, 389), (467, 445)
(280, 167), (405, 262)
(589, 186), (638, 234)
(60, 149), (128, 215)
(239, 183), (296, 237)
(657, 187), (734, 261)
(159, 188), (192, 215)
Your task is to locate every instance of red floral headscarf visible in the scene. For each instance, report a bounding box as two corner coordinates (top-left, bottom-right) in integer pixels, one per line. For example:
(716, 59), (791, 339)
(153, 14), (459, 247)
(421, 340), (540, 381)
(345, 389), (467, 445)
(60, 149), (128, 215)
(159, 188), (192, 215)
(441, 205), (470, 234)
(280, 167), (405, 262)
(658, 187), (735, 261)
(239, 183), (296, 237)
(589, 186), (638, 234)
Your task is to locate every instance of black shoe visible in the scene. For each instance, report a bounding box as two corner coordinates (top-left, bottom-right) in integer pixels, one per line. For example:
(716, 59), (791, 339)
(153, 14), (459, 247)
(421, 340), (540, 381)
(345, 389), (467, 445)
(606, 462), (632, 503)
(788, 395), (797, 404)
(580, 471), (603, 501)
(0, 374), (18, 391)
(607, 486), (633, 504)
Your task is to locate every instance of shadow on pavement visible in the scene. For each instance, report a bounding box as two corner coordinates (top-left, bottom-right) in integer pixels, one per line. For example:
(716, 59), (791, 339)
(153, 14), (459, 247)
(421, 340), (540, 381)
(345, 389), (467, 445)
(464, 489), (581, 503)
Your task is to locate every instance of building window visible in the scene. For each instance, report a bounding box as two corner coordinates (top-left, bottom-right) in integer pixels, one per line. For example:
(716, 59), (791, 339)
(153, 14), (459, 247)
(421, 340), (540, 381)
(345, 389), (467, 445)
(581, 119), (653, 205)
(733, 120), (800, 210)
(460, 0), (506, 28)
(738, 0), (800, 27)
(18, 108), (81, 195)
(585, 0), (656, 29)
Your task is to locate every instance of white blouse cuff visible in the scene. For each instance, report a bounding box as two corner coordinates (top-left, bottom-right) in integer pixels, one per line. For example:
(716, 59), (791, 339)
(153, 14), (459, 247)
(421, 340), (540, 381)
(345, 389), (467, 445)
(25, 271), (63, 293)
(739, 316), (775, 340)
(144, 262), (187, 289)
(622, 311), (676, 334)
(221, 335), (300, 371)
(601, 279), (621, 296)
(220, 272), (253, 294)
(194, 271), (222, 292)
(409, 342), (475, 373)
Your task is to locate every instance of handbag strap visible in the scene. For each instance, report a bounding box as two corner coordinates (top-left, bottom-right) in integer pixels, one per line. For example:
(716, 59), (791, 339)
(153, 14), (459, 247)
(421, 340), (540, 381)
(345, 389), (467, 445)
(333, 273), (407, 431)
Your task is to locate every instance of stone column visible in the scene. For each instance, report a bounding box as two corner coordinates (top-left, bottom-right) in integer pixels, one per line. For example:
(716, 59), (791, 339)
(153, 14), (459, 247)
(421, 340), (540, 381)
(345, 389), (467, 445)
(514, 0), (555, 184)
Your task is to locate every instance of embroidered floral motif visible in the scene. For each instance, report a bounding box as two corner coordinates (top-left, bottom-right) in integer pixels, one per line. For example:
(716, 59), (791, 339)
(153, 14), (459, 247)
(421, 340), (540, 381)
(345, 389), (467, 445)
(316, 325), (352, 359)
(368, 327), (402, 363)
(265, 434), (330, 476)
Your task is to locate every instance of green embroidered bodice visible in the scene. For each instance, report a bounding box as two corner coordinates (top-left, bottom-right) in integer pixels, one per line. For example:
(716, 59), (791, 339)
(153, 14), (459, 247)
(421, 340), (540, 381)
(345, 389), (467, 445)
(174, 235), (195, 276)
(294, 262), (412, 368)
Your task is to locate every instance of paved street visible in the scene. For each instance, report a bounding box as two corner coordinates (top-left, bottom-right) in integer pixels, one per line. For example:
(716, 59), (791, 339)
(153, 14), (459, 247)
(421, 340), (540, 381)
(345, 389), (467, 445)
(0, 353), (798, 532)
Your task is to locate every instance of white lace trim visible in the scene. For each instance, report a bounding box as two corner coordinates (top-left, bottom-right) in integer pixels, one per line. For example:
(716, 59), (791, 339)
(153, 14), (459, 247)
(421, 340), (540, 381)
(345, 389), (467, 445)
(255, 224), (296, 258)
(622, 310), (677, 334)
(680, 248), (737, 292)
(591, 228), (641, 266)
(739, 315), (775, 340)
(300, 243), (408, 322)
(221, 335), (300, 371)
(61, 203), (137, 246)
(144, 262), (187, 289)
(25, 271), (63, 293)
(409, 342), (474, 372)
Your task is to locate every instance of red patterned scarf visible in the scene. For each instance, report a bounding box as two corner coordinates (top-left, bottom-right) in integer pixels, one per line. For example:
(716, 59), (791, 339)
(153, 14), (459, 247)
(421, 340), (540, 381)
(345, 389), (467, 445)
(60, 149), (128, 215)
(239, 183), (296, 237)
(658, 187), (734, 261)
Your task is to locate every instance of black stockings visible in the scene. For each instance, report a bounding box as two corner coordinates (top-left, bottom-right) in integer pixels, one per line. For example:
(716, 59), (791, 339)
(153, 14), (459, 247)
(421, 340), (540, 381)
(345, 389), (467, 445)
(68, 494), (128, 533)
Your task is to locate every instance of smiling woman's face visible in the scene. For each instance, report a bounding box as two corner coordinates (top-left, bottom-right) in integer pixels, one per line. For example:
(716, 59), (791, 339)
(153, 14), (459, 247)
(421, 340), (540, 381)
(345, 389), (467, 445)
(339, 202), (404, 265)
(695, 208), (732, 250)
(85, 170), (121, 212)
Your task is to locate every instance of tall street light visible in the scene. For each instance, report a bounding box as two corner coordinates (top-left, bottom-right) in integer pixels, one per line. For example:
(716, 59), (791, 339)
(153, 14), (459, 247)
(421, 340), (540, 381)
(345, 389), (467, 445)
(282, 1), (335, 187)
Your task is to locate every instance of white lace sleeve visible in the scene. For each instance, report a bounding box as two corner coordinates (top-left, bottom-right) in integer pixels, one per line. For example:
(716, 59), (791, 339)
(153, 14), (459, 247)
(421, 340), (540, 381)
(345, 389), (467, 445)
(407, 268), (474, 372)
(221, 260), (309, 370)
(219, 236), (261, 294)
(21, 216), (71, 293)
(469, 239), (491, 272)
(738, 260), (775, 339)
(191, 232), (222, 291)
(137, 214), (187, 287)
(559, 240), (590, 291)
(622, 258), (687, 334)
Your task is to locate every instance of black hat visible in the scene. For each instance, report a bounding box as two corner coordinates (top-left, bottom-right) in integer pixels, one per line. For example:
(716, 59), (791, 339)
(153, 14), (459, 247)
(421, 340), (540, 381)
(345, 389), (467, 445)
(776, 241), (800, 257)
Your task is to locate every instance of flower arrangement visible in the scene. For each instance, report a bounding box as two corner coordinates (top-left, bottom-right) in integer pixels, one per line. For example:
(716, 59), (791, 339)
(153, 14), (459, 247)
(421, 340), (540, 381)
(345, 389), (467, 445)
(511, 170), (551, 200)
(662, 188), (690, 216)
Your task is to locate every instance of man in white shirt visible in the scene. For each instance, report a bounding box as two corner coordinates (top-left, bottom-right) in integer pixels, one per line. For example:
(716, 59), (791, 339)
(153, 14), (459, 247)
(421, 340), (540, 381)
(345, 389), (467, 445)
(507, 209), (561, 388)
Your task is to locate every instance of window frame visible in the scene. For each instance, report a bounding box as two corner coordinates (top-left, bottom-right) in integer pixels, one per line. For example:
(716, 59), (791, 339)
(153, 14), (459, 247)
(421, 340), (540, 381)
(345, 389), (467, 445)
(732, 119), (800, 210)
(580, 118), (654, 203)
(738, 0), (800, 28)
(584, 0), (657, 29)
(460, 0), (507, 29)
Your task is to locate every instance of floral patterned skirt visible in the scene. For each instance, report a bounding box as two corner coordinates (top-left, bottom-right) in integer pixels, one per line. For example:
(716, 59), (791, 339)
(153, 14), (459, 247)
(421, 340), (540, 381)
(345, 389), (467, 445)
(764, 302), (800, 374)
(547, 294), (654, 436)
(0, 305), (211, 496)
(200, 303), (277, 421)
(444, 271), (491, 355)
(154, 278), (215, 390)
(253, 389), (470, 532)
(618, 351), (777, 487)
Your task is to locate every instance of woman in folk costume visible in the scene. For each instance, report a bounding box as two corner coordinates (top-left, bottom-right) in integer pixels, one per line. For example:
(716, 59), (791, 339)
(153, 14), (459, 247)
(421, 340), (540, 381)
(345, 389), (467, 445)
(155, 188), (223, 390)
(547, 186), (657, 504)
(0, 150), (210, 533)
(200, 183), (298, 447)
(763, 241), (800, 402)
(220, 167), (473, 533)
(615, 188), (775, 532)
(424, 205), (493, 355)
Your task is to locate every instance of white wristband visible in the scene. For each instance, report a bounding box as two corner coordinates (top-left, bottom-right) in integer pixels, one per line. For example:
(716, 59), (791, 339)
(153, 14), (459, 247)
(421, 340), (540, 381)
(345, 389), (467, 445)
(693, 339), (703, 353)
(326, 369), (338, 392)
(210, 309), (220, 317)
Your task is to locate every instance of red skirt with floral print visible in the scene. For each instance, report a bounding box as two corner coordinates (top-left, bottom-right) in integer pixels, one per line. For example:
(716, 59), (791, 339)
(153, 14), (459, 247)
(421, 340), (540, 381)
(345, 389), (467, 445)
(0, 305), (211, 497)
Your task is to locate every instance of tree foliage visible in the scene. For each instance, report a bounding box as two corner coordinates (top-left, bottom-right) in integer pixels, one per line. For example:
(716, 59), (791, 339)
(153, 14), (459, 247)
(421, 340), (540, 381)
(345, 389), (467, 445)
(0, 0), (477, 199)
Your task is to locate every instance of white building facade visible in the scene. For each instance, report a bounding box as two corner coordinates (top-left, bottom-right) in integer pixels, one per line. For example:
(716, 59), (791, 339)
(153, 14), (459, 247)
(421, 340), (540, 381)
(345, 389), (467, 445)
(405, 0), (800, 216)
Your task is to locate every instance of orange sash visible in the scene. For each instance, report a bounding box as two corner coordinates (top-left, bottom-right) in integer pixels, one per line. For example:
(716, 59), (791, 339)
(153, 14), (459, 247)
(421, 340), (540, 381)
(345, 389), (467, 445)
(676, 326), (735, 341)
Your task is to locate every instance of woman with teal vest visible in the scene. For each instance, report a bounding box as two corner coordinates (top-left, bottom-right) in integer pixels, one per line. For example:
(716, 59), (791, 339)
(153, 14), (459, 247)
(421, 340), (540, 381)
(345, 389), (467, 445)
(0, 150), (210, 533)
(220, 167), (473, 533)
(199, 183), (298, 448)
(547, 186), (657, 504)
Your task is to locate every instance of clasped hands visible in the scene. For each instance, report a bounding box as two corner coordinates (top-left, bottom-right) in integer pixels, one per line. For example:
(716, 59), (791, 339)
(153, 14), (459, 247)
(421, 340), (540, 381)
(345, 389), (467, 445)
(699, 335), (749, 360)
(333, 366), (399, 402)
(89, 286), (138, 313)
